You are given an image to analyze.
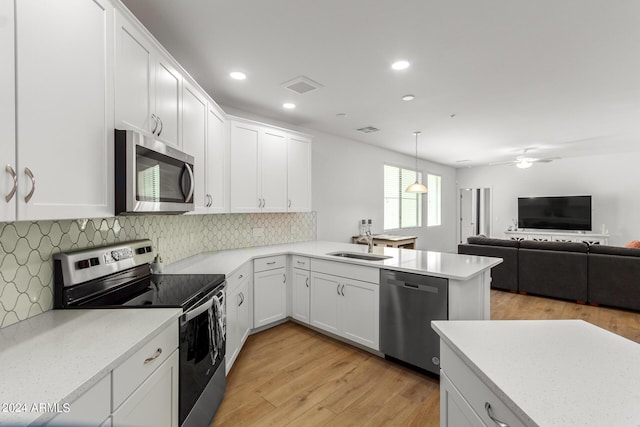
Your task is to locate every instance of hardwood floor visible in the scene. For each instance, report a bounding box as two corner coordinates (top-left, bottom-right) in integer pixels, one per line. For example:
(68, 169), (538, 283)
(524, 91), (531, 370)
(213, 290), (640, 426)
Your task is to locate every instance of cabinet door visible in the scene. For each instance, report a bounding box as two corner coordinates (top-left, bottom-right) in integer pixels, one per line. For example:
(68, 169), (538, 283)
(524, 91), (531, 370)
(291, 268), (310, 324)
(254, 267), (287, 328)
(207, 103), (229, 213)
(237, 276), (251, 346)
(225, 286), (240, 373)
(182, 82), (208, 213)
(230, 121), (260, 212)
(341, 278), (379, 350)
(16, 0), (113, 220)
(115, 11), (153, 134)
(154, 57), (181, 147)
(310, 272), (340, 335)
(260, 129), (287, 212)
(112, 350), (179, 427)
(226, 272), (251, 374)
(0, 0), (15, 221)
(440, 371), (484, 427)
(287, 135), (312, 212)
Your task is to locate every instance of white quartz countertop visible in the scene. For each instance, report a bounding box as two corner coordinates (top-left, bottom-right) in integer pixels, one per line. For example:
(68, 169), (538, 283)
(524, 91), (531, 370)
(432, 320), (640, 427)
(0, 308), (181, 426)
(165, 240), (501, 280)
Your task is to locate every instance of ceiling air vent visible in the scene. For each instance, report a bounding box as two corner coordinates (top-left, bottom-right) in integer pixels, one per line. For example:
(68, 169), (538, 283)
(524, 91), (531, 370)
(282, 76), (323, 95)
(356, 126), (380, 133)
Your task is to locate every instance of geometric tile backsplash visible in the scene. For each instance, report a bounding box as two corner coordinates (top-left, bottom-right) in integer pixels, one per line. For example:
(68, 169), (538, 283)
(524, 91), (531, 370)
(0, 212), (316, 329)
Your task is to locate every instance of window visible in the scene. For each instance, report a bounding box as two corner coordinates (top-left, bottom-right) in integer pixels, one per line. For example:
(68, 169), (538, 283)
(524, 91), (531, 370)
(427, 174), (441, 226)
(384, 165), (422, 230)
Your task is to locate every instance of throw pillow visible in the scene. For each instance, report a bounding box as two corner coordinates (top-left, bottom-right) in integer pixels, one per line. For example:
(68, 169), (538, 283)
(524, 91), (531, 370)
(626, 240), (640, 248)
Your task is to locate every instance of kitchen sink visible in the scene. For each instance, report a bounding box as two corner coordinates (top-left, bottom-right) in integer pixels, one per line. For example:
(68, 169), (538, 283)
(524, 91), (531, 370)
(327, 251), (393, 261)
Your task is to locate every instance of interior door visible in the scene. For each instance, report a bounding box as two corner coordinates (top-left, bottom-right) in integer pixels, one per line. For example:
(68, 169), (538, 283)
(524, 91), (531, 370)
(459, 189), (476, 243)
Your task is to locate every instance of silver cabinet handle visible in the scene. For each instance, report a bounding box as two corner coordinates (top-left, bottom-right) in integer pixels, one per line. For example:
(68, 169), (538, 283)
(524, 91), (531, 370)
(238, 292), (244, 306)
(288, 199), (291, 208)
(485, 402), (509, 427)
(340, 284), (345, 296)
(297, 260), (305, 265)
(151, 114), (159, 134)
(206, 194), (212, 207)
(209, 194), (213, 207)
(305, 277), (309, 288)
(24, 167), (35, 203)
(283, 273), (286, 283)
(184, 164), (194, 203)
(157, 116), (163, 137)
(336, 284), (340, 295)
(5, 165), (17, 203)
(238, 274), (244, 279)
(258, 198), (262, 208)
(261, 198), (265, 208)
(143, 348), (162, 364)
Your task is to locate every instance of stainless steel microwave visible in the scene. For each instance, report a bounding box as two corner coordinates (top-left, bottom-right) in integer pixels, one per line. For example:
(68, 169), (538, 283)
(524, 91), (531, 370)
(115, 129), (195, 214)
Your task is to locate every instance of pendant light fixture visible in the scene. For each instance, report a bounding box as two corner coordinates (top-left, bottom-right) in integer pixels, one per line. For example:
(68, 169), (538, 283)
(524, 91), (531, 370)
(405, 131), (428, 193)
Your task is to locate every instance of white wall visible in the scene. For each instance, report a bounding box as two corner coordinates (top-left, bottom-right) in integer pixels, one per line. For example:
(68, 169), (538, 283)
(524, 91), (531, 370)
(457, 152), (640, 246)
(311, 130), (457, 252)
(222, 106), (458, 252)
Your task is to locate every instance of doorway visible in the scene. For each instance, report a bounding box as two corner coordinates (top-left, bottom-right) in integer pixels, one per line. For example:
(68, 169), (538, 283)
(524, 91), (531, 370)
(459, 188), (491, 243)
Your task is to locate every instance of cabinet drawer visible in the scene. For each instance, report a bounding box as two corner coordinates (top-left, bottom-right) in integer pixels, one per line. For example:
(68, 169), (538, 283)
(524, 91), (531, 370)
(254, 255), (286, 272)
(441, 343), (525, 427)
(291, 255), (310, 270)
(227, 262), (252, 293)
(310, 258), (379, 284)
(112, 322), (178, 410)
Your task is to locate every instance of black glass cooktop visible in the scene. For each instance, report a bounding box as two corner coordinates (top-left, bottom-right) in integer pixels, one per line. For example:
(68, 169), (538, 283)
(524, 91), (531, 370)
(124, 274), (226, 310)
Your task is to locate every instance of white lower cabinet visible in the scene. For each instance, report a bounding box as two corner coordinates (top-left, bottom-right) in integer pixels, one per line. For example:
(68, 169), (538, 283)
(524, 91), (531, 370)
(254, 256), (287, 328)
(440, 341), (525, 427)
(47, 321), (178, 427)
(47, 374), (111, 426)
(291, 256), (311, 324)
(112, 350), (179, 427)
(309, 260), (379, 350)
(226, 263), (252, 373)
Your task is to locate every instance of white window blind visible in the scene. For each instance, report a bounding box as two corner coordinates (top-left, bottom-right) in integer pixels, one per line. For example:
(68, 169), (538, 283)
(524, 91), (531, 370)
(427, 174), (441, 226)
(384, 165), (422, 230)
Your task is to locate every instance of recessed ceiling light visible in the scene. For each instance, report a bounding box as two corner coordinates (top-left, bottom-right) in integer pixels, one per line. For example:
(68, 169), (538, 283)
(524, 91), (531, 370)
(336, 113), (347, 117)
(402, 94), (415, 101)
(283, 103), (296, 109)
(229, 71), (246, 80)
(391, 60), (410, 70)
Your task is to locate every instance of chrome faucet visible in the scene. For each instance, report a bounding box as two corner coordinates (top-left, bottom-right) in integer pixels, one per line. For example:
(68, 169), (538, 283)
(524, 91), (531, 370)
(357, 231), (374, 253)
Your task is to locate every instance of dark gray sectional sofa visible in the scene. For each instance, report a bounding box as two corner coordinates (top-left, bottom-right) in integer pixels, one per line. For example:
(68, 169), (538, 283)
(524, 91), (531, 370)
(458, 236), (640, 312)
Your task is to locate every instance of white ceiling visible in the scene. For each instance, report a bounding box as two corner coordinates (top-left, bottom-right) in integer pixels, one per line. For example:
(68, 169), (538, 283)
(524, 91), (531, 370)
(122, 0), (640, 167)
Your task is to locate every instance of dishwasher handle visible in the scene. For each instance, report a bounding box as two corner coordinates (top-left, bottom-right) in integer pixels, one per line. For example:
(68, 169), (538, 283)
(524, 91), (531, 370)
(385, 277), (442, 294)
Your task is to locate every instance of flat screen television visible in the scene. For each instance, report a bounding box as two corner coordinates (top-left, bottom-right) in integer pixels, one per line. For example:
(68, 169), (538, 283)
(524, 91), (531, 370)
(518, 195), (592, 231)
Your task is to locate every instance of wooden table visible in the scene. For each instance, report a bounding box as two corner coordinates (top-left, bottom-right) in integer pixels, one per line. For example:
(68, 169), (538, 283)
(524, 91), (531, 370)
(352, 234), (417, 249)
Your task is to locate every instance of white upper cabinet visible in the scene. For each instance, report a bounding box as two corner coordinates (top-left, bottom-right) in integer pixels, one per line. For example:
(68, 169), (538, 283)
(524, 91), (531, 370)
(0, 0), (15, 222)
(229, 118), (312, 213)
(260, 129), (288, 212)
(15, 0), (114, 220)
(287, 135), (312, 212)
(229, 121), (260, 212)
(181, 81), (208, 213)
(115, 10), (181, 147)
(207, 103), (229, 213)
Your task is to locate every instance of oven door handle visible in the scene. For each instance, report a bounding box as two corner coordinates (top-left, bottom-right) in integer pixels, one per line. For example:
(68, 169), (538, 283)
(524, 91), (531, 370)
(182, 297), (214, 323)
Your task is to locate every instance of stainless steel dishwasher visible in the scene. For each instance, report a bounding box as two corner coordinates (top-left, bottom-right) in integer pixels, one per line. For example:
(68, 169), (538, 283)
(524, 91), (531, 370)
(380, 269), (448, 375)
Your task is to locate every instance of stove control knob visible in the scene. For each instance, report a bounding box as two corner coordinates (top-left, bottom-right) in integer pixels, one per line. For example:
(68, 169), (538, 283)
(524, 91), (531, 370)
(111, 250), (121, 261)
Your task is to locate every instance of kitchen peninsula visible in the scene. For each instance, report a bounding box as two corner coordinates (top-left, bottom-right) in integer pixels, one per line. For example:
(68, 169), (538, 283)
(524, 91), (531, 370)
(166, 241), (501, 372)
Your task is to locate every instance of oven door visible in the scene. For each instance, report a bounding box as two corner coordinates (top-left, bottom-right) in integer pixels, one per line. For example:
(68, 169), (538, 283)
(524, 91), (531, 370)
(115, 129), (195, 214)
(179, 287), (226, 426)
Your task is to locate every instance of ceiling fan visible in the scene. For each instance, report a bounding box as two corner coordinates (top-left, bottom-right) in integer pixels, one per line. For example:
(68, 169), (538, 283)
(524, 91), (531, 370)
(489, 149), (560, 169)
